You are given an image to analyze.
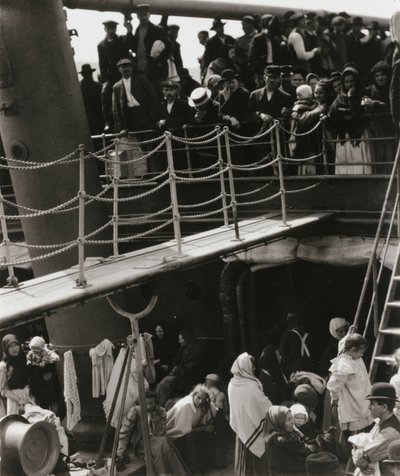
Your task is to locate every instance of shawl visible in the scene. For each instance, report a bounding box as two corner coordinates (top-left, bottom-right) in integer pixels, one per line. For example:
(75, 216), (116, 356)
(63, 350), (81, 431)
(265, 405), (304, 441)
(1, 334), (30, 390)
(228, 352), (272, 457)
(165, 394), (206, 438)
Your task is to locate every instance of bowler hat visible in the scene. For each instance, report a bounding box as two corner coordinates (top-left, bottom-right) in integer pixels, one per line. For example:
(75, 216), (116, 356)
(264, 65), (280, 77)
(79, 64), (96, 75)
(103, 20), (118, 27)
(167, 24), (180, 30)
(116, 58), (133, 67)
(211, 18), (226, 30)
(188, 87), (211, 108)
(220, 68), (239, 84)
(384, 440), (400, 465)
(280, 65), (293, 76)
(161, 80), (179, 89)
(365, 382), (399, 402)
(306, 452), (343, 476)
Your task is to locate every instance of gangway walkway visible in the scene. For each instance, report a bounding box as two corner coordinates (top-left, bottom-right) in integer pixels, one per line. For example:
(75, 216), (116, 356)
(0, 211), (330, 329)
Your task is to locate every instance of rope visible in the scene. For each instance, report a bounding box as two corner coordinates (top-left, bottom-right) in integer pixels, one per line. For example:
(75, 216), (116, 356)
(173, 128), (219, 142)
(85, 178), (170, 202)
(0, 149), (79, 170)
(175, 167), (228, 182)
(237, 190), (282, 206)
(227, 182), (272, 197)
(177, 161), (220, 175)
(285, 182), (322, 194)
(278, 120), (322, 137)
(12, 239), (76, 250)
(179, 194), (223, 209)
(85, 219), (174, 244)
(281, 152), (323, 162)
(118, 206), (173, 223)
(181, 205), (231, 220)
(118, 169), (169, 183)
(227, 123), (276, 143)
(2, 241), (78, 266)
(230, 157), (280, 171)
(171, 129), (225, 146)
(2, 196), (79, 220)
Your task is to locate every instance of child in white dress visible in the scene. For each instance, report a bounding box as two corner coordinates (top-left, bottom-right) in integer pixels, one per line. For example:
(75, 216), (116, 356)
(327, 333), (373, 432)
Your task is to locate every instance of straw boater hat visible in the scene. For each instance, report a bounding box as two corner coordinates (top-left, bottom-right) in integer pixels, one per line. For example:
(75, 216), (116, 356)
(188, 87), (212, 108)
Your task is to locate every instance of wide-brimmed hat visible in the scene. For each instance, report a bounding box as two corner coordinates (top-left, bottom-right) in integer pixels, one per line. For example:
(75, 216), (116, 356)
(365, 383), (399, 402)
(219, 69), (239, 84)
(79, 64), (96, 75)
(211, 18), (226, 30)
(116, 58), (133, 67)
(306, 452), (344, 476)
(188, 87), (211, 107)
(384, 440), (400, 465)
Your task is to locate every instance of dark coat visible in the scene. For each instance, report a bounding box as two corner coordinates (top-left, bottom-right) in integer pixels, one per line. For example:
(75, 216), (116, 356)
(112, 75), (158, 132)
(179, 77), (201, 101)
(219, 86), (250, 123)
(265, 430), (318, 476)
(248, 87), (293, 121)
(156, 98), (193, 129)
(126, 22), (172, 80)
(202, 34), (236, 72)
(80, 78), (105, 135)
(345, 30), (366, 70)
(191, 99), (220, 126)
(97, 35), (130, 84)
(249, 32), (281, 73)
(170, 39), (183, 71)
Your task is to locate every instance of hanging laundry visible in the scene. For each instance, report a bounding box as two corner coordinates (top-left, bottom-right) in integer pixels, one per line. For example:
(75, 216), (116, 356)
(89, 339), (114, 398)
(63, 350), (81, 431)
(103, 347), (148, 428)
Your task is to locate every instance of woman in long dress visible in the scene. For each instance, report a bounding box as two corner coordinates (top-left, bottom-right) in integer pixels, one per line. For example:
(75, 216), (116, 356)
(228, 352), (272, 476)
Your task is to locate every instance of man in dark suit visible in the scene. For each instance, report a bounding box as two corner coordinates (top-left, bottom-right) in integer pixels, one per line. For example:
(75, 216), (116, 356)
(156, 80), (192, 130)
(97, 19), (131, 131)
(79, 64), (105, 135)
(112, 58), (158, 134)
(218, 69), (250, 127)
(202, 18), (236, 78)
(167, 24), (183, 72)
(249, 14), (281, 78)
(248, 64), (293, 123)
(125, 3), (171, 88)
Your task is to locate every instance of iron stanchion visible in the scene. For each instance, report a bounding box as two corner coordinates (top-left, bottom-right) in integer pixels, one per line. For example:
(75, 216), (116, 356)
(0, 186), (18, 287)
(165, 131), (183, 256)
(274, 122), (287, 226)
(183, 125), (193, 178)
(216, 126), (229, 227)
(112, 139), (120, 258)
(321, 116), (329, 175)
(75, 144), (87, 287)
(223, 127), (240, 240)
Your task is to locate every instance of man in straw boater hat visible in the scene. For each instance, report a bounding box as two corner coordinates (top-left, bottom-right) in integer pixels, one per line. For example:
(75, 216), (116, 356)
(188, 86), (219, 125)
(349, 383), (400, 476)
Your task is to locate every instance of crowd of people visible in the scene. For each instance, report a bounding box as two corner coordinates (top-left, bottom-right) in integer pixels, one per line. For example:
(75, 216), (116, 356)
(2, 316), (400, 475)
(77, 5), (400, 176)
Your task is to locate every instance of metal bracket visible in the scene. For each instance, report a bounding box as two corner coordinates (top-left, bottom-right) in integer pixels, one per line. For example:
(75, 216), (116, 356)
(0, 100), (18, 116)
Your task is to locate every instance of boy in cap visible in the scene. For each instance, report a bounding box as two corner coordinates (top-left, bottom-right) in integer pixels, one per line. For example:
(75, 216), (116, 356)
(350, 383), (400, 475)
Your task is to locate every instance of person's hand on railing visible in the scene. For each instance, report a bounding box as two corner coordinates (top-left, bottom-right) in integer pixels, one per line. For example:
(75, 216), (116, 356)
(258, 112), (273, 124)
(118, 129), (128, 138)
(156, 119), (167, 130)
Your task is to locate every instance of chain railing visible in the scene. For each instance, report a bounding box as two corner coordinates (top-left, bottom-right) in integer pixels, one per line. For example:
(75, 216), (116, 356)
(1, 115), (397, 288)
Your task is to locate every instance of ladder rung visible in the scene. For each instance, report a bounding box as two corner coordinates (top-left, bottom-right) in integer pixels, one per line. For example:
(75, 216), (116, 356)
(380, 328), (400, 336)
(374, 355), (395, 363)
(387, 301), (400, 308)
(393, 276), (400, 281)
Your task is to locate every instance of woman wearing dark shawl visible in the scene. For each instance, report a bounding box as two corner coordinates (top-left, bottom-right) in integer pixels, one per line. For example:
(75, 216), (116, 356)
(265, 405), (319, 476)
(0, 334), (32, 415)
(228, 352), (272, 475)
(258, 345), (290, 404)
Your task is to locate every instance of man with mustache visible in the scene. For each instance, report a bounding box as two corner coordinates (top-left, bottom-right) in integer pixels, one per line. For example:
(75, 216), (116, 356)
(156, 80), (192, 131)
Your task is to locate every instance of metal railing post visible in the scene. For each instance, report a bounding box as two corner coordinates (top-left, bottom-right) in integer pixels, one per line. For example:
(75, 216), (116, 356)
(274, 121), (287, 226)
(112, 139), (120, 257)
(183, 125), (193, 178)
(321, 117), (329, 175)
(223, 127), (240, 240)
(0, 186), (18, 287)
(216, 126), (229, 227)
(165, 132), (183, 256)
(397, 157), (400, 238)
(75, 144), (87, 287)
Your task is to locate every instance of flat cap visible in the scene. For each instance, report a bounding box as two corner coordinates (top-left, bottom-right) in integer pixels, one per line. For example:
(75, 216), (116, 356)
(116, 58), (133, 67)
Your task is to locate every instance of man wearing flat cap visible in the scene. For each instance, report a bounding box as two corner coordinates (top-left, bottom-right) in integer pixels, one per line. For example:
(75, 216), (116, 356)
(248, 64), (293, 124)
(279, 65), (296, 101)
(124, 3), (172, 88)
(349, 383), (400, 476)
(236, 16), (257, 60)
(156, 80), (192, 131)
(79, 64), (105, 135)
(97, 19), (132, 131)
(202, 18), (235, 78)
(287, 12), (321, 73)
(346, 16), (366, 74)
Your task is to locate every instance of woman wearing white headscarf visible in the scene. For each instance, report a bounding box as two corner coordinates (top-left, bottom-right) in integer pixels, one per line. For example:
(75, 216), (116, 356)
(228, 352), (272, 475)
